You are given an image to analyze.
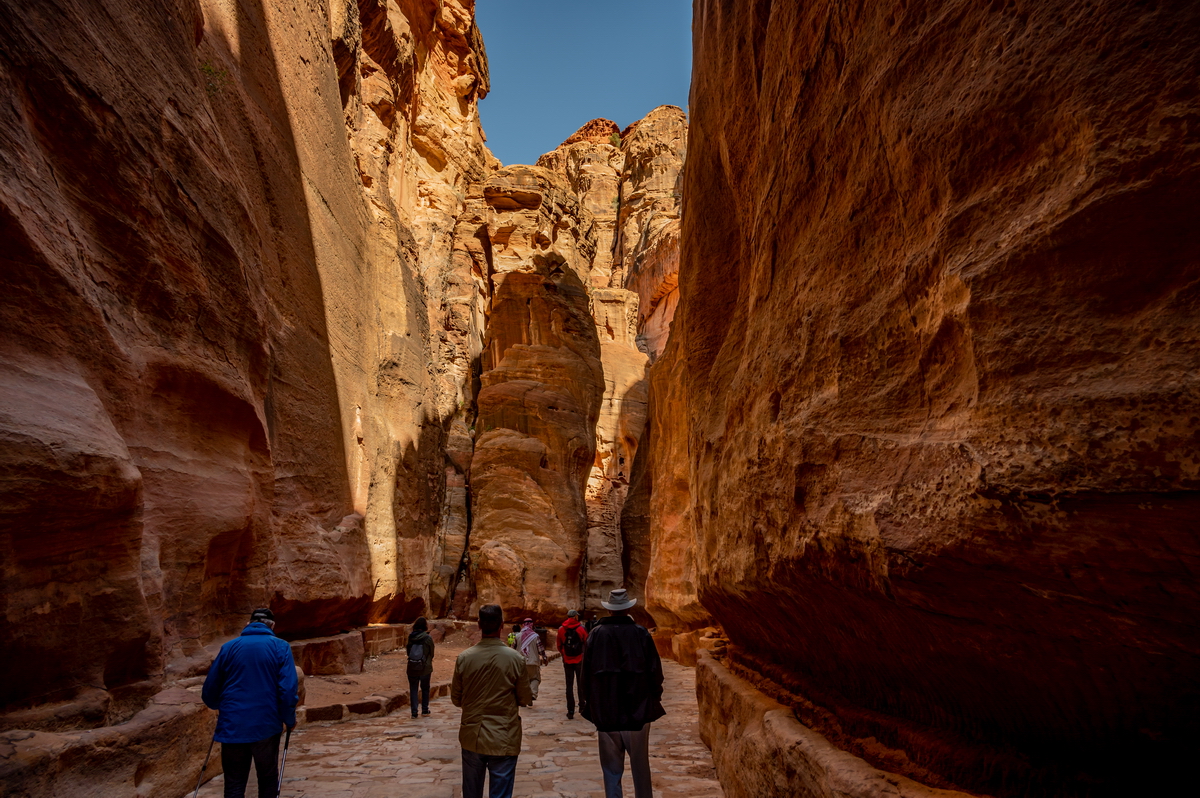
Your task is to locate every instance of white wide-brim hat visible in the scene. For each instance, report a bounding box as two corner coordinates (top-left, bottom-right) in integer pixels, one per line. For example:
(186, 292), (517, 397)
(601, 589), (637, 611)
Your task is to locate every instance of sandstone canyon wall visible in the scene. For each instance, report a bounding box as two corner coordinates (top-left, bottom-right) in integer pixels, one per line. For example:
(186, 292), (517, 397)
(0, 0), (491, 737)
(682, 1), (1200, 796)
(465, 165), (605, 620)
(458, 111), (688, 622)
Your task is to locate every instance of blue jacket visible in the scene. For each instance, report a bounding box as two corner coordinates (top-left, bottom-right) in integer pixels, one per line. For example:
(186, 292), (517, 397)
(202, 623), (299, 743)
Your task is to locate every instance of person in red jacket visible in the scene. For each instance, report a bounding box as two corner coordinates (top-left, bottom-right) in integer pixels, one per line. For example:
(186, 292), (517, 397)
(556, 609), (588, 719)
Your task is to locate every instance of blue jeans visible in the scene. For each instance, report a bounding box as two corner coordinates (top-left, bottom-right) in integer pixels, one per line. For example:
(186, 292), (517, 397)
(461, 748), (518, 798)
(408, 672), (431, 715)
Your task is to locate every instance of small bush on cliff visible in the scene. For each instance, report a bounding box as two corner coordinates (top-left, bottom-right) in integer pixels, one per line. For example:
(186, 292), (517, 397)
(200, 60), (230, 96)
(609, 132), (621, 148)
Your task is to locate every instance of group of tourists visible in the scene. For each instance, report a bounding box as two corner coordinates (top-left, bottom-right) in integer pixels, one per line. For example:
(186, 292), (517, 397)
(200, 588), (664, 798)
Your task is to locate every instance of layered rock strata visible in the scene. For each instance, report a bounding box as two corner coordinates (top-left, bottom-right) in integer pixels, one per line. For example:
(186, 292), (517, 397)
(682, 1), (1200, 795)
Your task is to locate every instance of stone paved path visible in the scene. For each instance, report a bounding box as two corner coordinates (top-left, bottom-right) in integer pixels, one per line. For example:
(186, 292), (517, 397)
(197, 658), (723, 798)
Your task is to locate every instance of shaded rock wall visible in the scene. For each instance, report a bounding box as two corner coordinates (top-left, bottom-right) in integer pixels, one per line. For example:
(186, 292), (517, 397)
(697, 652), (973, 798)
(0, 0), (491, 727)
(636, 336), (708, 634)
(682, 0), (1200, 795)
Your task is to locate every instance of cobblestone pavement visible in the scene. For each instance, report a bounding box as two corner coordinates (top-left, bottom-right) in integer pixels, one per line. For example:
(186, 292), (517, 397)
(197, 658), (723, 798)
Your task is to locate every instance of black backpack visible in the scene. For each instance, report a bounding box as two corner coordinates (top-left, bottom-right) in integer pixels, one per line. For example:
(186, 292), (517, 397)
(562, 625), (583, 657)
(407, 638), (428, 671)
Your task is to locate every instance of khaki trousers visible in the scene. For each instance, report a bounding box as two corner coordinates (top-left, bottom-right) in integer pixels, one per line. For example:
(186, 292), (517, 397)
(525, 662), (541, 700)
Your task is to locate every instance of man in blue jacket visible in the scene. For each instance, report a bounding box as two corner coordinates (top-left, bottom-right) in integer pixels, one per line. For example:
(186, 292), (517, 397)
(202, 608), (299, 798)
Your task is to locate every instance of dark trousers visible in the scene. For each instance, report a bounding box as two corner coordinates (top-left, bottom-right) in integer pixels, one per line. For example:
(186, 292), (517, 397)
(563, 661), (581, 714)
(408, 672), (431, 715)
(220, 733), (280, 798)
(461, 748), (517, 798)
(597, 723), (652, 798)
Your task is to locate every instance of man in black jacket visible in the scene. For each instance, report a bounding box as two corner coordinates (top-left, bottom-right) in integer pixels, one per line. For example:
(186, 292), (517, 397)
(579, 589), (665, 798)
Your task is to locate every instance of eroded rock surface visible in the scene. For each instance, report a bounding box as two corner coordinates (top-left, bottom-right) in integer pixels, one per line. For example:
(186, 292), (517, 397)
(616, 105), (687, 355)
(0, 0), (491, 734)
(0, 0), (692, 787)
(682, 1), (1200, 795)
(488, 114), (688, 618)
(466, 166), (605, 621)
(697, 652), (971, 798)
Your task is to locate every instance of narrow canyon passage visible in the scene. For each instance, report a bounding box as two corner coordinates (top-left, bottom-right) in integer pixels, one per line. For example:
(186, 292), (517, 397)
(196, 660), (722, 798)
(2, 1), (1198, 797)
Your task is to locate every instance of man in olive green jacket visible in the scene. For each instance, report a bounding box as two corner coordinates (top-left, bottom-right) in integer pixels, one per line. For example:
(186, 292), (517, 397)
(452, 604), (533, 798)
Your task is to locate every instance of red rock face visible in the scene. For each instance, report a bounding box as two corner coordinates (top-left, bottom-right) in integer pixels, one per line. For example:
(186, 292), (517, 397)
(682, 0), (1200, 794)
(562, 118), (621, 147)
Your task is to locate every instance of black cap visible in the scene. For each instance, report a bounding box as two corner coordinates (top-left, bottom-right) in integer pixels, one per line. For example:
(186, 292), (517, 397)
(250, 608), (274, 622)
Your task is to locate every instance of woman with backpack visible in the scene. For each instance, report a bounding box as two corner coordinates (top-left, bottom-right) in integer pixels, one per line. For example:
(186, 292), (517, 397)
(406, 617), (435, 718)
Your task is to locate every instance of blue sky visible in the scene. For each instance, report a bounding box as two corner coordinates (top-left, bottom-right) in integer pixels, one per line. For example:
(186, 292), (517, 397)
(475, 1), (693, 166)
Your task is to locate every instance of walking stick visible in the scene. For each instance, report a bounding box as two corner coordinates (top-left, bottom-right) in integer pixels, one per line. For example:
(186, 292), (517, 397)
(276, 727), (292, 798)
(192, 734), (217, 798)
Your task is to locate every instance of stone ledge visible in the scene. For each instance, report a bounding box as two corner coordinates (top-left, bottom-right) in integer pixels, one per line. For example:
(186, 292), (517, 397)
(300, 680), (453, 725)
(290, 631), (365, 676)
(299, 652), (561, 726)
(695, 651), (983, 798)
(358, 619), (475, 658)
(670, 627), (726, 666)
(0, 688), (218, 798)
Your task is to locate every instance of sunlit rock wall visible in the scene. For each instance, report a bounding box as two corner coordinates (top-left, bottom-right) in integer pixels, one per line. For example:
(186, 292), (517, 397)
(466, 166), (605, 621)
(331, 0), (497, 624)
(537, 114), (697, 615)
(463, 109), (689, 620)
(607, 107), (703, 634)
(538, 122), (643, 610)
(0, 0), (491, 729)
(683, 0), (1200, 795)
(617, 104), (687, 357)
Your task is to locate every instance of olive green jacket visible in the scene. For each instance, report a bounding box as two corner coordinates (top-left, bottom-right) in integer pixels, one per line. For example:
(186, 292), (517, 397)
(451, 637), (533, 755)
